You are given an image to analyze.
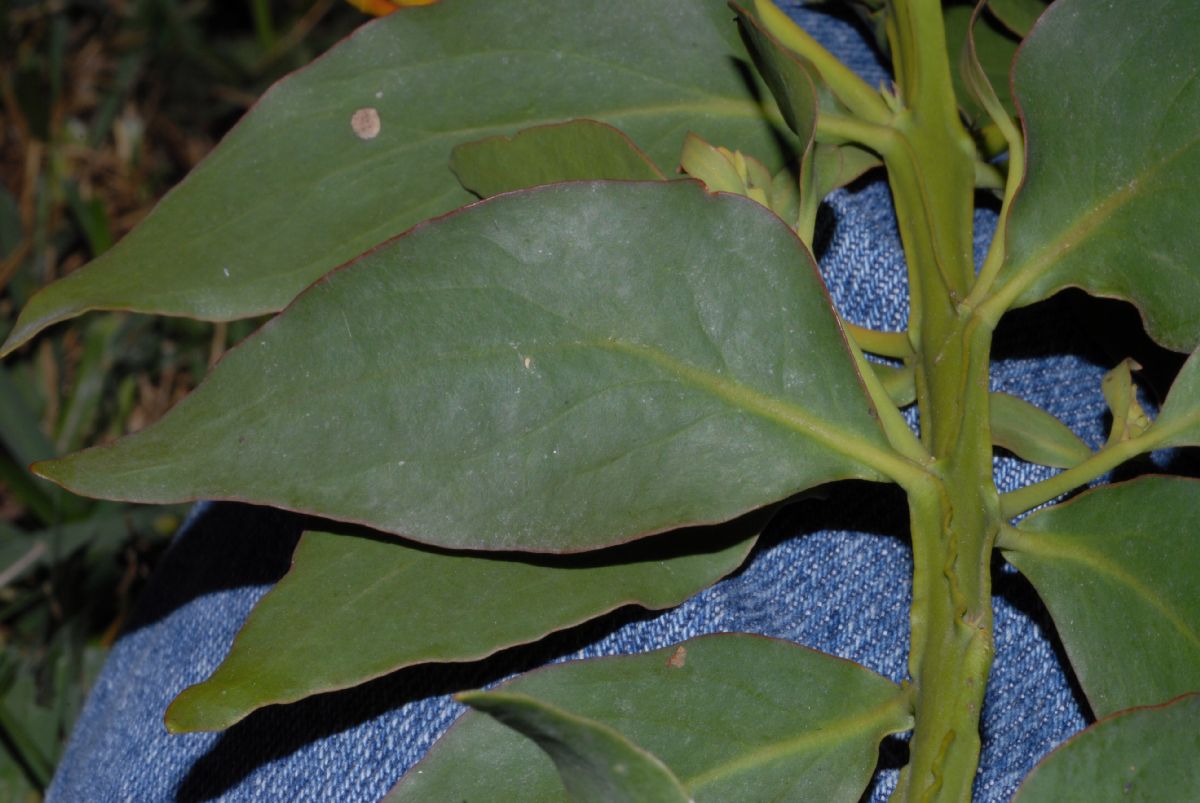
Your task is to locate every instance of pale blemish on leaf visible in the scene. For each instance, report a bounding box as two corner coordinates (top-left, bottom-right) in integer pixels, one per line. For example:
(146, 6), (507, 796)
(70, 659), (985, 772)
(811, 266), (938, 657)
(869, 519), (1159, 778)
(667, 646), (687, 669)
(351, 108), (382, 140)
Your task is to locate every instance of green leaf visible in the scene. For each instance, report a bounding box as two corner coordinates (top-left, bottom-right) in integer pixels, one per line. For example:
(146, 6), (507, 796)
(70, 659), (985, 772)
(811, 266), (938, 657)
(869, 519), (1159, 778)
(996, 0), (1200, 351)
(1149, 348), (1200, 447)
(989, 391), (1091, 469)
(728, 1), (822, 238)
(459, 691), (691, 803)
(986, 0), (1047, 38)
(944, 2), (1019, 127)
(811, 142), (881, 199)
(678, 134), (799, 223)
(1100, 359), (1152, 447)
(166, 517), (758, 732)
(450, 120), (665, 200)
(387, 634), (912, 802)
(54, 314), (122, 454)
(1003, 477), (1200, 717)
(731, 2), (818, 141)
(1, 0), (789, 356)
(34, 182), (894, 553)
(1013, 693), (1200, 802)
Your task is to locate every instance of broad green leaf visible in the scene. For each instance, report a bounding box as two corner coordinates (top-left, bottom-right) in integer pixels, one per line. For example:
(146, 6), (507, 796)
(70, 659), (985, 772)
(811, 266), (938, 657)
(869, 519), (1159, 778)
(450, 120), (664, 200)
(986, 0), (1047, 38)
(1, 0), (790, 356)
(34, 182), (893, 553)
(996, 0), (1200, 351)
(1003, 477), (1200, 717)
(387, 634), (912, 802)
(1149, 348), (1200, 447)
(1100, 359), (1151, 447)
(989, 391), (1091, 469)
(459, 691), (691, 803)
(944, 2), (1019, 127)
(166, 517), (758, 732)
(1013, 693), (1200, 802)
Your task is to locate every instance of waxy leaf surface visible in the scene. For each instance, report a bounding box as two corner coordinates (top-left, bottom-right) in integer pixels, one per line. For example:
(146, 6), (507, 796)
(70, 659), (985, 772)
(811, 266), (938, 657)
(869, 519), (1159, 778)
(167, 518), (758, 732)
(1151, 348), (1200, 447)
(35, 182), (891, 553)
(450, 120), (664, 200)
(2, 0), (789, 355)
(459, 691), (691, 803)
(998, 0), (1200, 351)
(1004, 477), (1200, 717)
(1013, 694), (1200, 802)
(388, 634), (912, 802)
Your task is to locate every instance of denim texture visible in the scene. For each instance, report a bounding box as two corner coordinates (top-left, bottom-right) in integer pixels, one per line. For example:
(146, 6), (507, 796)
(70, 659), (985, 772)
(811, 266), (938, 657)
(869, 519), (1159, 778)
(49, 3), (1113, 801)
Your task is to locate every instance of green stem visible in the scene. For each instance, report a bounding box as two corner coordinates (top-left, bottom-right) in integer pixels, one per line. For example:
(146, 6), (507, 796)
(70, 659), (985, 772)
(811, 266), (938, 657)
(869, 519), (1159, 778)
(961, 0), (1026, 307)
(752, 0), (893, 124)
(843, 321), (914, 359)
(897, 314), (999, 803)
(998, 430), (1164, 519)
(815, 113), (896, 151)
(879, 1), (997, 800)
(844, 330), (929, 466)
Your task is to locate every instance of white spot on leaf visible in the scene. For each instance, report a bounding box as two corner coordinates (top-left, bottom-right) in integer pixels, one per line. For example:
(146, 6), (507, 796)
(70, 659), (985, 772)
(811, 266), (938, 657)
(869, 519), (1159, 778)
(351, 108), (381, 140)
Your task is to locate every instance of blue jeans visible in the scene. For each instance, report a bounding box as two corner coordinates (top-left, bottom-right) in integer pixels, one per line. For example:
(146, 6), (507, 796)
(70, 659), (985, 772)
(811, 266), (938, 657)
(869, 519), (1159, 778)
(48, 4), (1102, 800)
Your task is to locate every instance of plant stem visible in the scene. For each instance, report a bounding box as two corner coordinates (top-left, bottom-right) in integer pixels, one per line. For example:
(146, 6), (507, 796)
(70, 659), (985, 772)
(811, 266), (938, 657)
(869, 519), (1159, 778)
(879, 1), (999, 799)
(898, 318), (999, 803)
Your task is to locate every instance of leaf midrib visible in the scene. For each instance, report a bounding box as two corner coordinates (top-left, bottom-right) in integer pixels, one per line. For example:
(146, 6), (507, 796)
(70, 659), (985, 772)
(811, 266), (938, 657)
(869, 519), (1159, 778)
(683, 694), (909, 793)
(1001, 132), (1200, 304)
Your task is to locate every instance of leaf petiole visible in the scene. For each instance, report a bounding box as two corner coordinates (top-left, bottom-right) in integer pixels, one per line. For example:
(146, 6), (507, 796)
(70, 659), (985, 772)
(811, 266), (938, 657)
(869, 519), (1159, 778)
(998, 431), (1163, 519)
(749, 0), (893, 125)
(841, 321), (913, 359)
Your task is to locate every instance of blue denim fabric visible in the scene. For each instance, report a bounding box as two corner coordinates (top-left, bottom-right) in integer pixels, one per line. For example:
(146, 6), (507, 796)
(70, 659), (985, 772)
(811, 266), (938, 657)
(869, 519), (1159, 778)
(48, 4), (1109, 801)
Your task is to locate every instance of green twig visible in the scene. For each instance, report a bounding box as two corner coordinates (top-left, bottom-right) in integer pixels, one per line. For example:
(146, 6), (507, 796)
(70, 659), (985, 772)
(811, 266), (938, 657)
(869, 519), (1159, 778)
(751, 0), (893, 125)
(998, 433), (1161, 519)
(842, 321), (914, 359)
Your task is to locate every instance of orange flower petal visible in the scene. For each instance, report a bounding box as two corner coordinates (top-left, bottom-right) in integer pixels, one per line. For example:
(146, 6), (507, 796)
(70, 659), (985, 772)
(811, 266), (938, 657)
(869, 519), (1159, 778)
(345, 0), (438, 16)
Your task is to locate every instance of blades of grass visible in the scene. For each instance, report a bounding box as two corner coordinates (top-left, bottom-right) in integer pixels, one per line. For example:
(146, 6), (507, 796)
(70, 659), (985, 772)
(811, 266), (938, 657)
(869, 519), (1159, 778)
(54, 315), (121, 455)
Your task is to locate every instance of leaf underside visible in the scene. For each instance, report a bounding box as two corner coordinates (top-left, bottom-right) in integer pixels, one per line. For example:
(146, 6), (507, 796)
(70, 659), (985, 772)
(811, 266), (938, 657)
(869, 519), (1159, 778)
(999, 0), (1200, 352)
(34, 181), (888, 553)
(1, 0), (789, 355)
(166, 516), (759, 732)
(1013, 693), (1200, 802)
(1004, 477), (1200, 717)
(458, 691), (692, 803)
(1151, 348), (1200, 447)
(387, 634), (912, 802)
(450, 119), (665, 199)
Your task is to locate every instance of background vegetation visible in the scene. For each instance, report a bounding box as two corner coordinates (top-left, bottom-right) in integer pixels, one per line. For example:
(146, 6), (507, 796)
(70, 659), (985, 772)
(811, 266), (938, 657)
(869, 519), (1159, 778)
(0, 1), (361, 797)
